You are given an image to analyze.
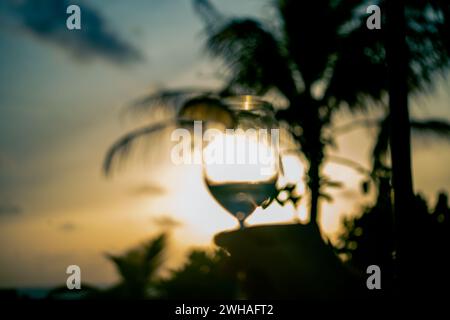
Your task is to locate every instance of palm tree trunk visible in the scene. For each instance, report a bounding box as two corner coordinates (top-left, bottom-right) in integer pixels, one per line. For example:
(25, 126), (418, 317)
(309, 158), (321, 225)
(303, 93), (323, 226)
(288, 92), (323, 226)
(386, 0), (415, 292)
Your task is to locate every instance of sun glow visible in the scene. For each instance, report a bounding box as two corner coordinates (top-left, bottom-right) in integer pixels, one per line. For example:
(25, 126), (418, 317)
(203, 132), (278, 183)
(168, 143), (307, 237)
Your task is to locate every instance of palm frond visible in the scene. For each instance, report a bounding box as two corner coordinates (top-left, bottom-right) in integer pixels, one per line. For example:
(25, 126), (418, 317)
(143, 234), (167, 270)
(371, 115), (390, 171)
(323, 23), (387, 111)
(370, 116), (450, 175)
(204, 17), (297, 99)
(324, 0), (450, 110)
(106, 234), (167, 288)
(277, 0), (363, 86)
(404, 0), (450, 91)
(329, 118), (382, 135)
(129, 88), (216, 117)
(411, 119), (450, 139)
(192, 0), (225, 32)
(327, 154), (372, 176)
(103, 119), (194, 175)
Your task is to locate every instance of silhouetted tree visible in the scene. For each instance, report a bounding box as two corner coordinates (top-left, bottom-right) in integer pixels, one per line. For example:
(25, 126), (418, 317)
(104, 0), (449, 227)
(158, 249), (238, 299)
(337, 189), (450, 294)
(102, 234), (166, 298)
(193, 0), (449, 225)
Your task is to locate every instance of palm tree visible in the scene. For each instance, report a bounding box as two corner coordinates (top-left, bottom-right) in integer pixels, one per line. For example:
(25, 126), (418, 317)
(103, 234), (166, 298)
(104, 0), (449, 227)
(331, 115), (450, 186)
(190, 0), (450, 225)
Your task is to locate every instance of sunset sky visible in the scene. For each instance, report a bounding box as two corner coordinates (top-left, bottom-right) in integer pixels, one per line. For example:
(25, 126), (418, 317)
(0, 0), (449, 288)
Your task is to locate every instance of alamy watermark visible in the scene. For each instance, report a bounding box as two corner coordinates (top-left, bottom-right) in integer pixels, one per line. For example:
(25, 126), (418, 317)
(66, 5), (81, 30)
(65, 4), (381, 31)
(66, 264), (81, 290)
(366, 5), (381, 30)
(170, 121), (280, 176)
(366, 264), (381, 289)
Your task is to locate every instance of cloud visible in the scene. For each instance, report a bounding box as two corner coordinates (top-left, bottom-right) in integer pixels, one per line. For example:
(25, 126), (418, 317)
(129, 184), (165, 197)
(151, 215), (182, 228)
(0, 203), (22, 215)
(0, 0), (144, 64)
(59, 221), (77, 232)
